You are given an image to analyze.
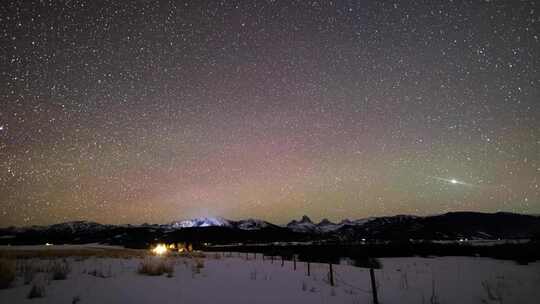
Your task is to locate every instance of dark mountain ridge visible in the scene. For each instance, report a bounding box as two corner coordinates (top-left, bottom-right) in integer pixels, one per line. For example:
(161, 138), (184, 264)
(1, 212), (539, 248)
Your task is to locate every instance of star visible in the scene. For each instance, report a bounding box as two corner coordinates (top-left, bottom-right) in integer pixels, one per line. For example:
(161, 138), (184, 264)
(0, 0), (537, 226)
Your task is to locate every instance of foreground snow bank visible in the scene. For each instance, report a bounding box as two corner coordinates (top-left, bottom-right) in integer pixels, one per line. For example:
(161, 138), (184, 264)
(0, 252), (538, 304)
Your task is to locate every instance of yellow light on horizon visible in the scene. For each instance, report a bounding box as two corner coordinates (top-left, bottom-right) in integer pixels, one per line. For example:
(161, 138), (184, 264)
(151, 244), (168, 255)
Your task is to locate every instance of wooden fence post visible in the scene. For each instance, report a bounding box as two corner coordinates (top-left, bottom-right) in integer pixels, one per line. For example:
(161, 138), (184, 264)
(369, 268), (379, 304)
(293, 255), (296, 271)
(328, 263), (334, 286)
(281, 256), (284, 267)
(307, 262), (310, 276)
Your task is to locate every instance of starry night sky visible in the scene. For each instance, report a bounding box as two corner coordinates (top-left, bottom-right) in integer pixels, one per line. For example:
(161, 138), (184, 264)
(1, 0), (539, 226)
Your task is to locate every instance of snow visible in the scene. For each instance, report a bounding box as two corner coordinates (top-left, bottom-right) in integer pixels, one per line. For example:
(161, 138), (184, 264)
(1, 247), (539, 303)
(163, 217), (273, 230)
(169, 217), (232, 228)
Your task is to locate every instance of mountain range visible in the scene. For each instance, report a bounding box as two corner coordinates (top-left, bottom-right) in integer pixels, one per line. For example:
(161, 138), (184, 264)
(1, 212), (539, 248)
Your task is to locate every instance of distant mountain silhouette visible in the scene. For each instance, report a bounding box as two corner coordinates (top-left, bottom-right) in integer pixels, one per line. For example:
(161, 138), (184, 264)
(1, 212), (539, 248)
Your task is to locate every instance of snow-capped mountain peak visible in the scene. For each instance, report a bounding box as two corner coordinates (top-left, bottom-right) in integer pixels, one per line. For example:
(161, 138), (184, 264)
(170, 217), (232, 228)
(166, 217), (277, 230)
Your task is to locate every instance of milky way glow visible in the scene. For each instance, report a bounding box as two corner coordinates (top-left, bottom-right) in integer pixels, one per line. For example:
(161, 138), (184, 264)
(0, 1), (538, 226)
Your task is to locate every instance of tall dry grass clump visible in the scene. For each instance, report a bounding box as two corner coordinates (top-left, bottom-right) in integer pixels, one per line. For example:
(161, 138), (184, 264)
(18, 260), (39, 285)
(0, 259), (16, 289)
(27, 282), (46, 299)
(137, 257), (174, 276)
(49, 260), (71, 280)
(192, 258), (205, 274)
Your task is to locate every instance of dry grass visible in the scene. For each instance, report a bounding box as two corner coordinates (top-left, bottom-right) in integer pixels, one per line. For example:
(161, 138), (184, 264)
(87, 265), (113, 278)
(481, 280), (504, 304)
(18, 260), (38, 285)
(175, 251), (206, 259)
(27, 282), (45, 299)
(137, 258), (174, 276)
(49, 260), (71, 280)
(0, 247), (147, 260)
(0, 259), (16, 289)
(192, 258), (205, 274)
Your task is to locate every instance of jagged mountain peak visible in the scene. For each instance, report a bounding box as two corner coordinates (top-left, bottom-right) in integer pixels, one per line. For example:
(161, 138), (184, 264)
(319, 218), (334, 225)
(286, 215), (318, 233)
(300, 215), (313, 223)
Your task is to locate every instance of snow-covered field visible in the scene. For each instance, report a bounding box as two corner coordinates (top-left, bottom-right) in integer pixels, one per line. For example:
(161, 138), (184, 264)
(1, 246), (539, 303)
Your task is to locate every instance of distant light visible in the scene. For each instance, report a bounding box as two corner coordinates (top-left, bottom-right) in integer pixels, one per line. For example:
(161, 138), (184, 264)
(151, 244), (168, 255)
(45, 243), (53, 246)
(450, 179), (458, 184)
